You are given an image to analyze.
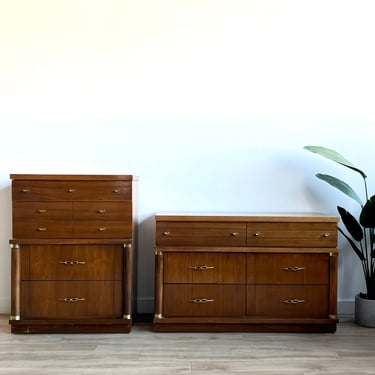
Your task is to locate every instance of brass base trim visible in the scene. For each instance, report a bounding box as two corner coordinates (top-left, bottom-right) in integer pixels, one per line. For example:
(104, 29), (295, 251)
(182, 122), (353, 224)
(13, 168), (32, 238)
(123, 314), (132, 320)
(9, 315), (21, 321)
(154, 314), (163, 319)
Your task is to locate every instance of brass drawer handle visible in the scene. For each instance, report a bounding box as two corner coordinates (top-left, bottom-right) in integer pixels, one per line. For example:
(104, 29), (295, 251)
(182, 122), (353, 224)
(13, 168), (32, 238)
(98, 227), (107, 231)
(58, 297), (86, 303)
(98, 209), (107, 213)
(280, 266), (305, 272)
(162, 231), (170, 236)
(58, 261), (86, 265)
(113, 189), (119, 193)
(282, 299), (305, 304)
(67, 189), (76, 193)
(254, 232), (262, 237)
(188, 266), (215, 271)
(21, 189), (30, 193)
(231, 232), (239, 236)
(323, 233), (330, 237)
(37, 227), (47, 232)
(37, 209), (47, 213)
(189, 298), (214, 304)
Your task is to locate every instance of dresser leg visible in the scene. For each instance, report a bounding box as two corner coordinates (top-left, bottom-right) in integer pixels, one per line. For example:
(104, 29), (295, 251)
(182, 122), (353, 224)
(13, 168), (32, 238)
(123, 243), (134, 319)
(10, 244), (21, 321)
(154, 250), (164, 319)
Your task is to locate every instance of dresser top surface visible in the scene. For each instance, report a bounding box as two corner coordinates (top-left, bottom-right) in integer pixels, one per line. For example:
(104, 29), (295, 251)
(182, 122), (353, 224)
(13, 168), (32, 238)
(155, 211), (339, 223)
(10, 174), (138, 181)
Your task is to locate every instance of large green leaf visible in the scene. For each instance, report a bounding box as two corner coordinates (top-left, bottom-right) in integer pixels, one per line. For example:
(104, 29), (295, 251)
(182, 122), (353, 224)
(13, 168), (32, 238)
(304, 145), (367, 179)
(338, 227), (365, 261)
(360, 195), (375, 228)
(337, 206), (363, 241)
(316, 173), (363, 206)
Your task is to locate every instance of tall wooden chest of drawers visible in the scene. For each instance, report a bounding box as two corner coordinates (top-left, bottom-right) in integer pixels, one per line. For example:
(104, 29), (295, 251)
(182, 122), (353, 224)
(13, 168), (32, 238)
(9, 174), (138, 333)
(153, 212), (339, 333)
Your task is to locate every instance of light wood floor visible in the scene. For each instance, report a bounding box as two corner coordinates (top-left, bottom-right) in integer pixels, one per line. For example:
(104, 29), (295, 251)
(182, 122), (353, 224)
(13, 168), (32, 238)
(1, 315), (375, 375)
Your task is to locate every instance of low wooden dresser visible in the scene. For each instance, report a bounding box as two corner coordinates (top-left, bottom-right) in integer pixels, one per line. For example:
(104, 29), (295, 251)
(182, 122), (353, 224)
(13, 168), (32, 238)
(9, 174), (137, 333)
(153, 212), (339, 333)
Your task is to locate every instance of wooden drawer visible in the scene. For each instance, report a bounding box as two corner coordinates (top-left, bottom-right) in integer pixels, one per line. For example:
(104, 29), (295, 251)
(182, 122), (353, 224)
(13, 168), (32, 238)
(164, 253), (246, 284)
(164, 284), (245, 317)
(247, 285), (329, 318)
(12, 202), (72, 221)
(73, 221), (132, 238)
(12, 181), (132, 201)
(73, 202), (132, 220)
(156, 222), (246, 246)
(250, 254), (329, 284)
(247, 222), (337, 247)
(12, 221), (73, 238)
(21, 281), (122, 319)
(27, 245), (122, 281)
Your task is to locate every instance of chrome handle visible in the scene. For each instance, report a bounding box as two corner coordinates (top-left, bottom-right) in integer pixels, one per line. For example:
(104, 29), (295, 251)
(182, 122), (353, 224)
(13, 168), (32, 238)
(282, 299), (305, 304)
(162, 231), (170, 236)
(254, 232), (262, 236)
(21, 189), (30, 192)
(58, 297), (86, 303)
(188, 266), (215, 271)
(37, 227), (47, 232)
(280, 266), (305, 272)
(189, 298), (214, 304)
(98, 209), (106, 213)
(58, 261), (86, 265)
(67, 189), (76, 193)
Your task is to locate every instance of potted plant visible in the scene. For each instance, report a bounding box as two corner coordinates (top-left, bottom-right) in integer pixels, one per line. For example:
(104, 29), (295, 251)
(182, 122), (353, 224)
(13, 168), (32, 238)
(304, 145), (375, 326)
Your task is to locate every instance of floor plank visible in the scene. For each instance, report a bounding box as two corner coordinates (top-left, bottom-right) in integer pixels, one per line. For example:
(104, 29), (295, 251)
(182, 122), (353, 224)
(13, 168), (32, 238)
(1, 316), (375, 374)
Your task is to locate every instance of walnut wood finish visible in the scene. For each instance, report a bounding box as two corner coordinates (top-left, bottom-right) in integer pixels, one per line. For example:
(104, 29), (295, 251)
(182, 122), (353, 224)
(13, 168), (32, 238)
(153, 213), (339, 333)
(9, 174), (137, 334)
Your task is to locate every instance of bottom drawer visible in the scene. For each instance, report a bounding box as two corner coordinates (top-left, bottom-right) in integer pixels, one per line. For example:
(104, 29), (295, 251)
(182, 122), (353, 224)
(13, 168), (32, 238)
(21, 281), (122, 319)
(164, 284), (245, 317)
(247, 285), (329, 318)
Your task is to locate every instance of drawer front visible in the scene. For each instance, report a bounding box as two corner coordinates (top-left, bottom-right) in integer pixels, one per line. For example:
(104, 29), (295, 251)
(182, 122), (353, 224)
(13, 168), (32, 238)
(163, 284), (245, 317)
(21, 281), (122, 319)
(12, 221), (73, 238)
(12, 180), (132, 201)
(164, 253), (246, 284)
(73, 202), (132, 220)
(73, 221), (132, 238)
(156, 222), (246, 246)
(28, 244), (123, 281)
(251, 254), (329, 284)
(12, 202), (72, 221)
(248, 285), (329, 318)
(247, 222), (337, 247)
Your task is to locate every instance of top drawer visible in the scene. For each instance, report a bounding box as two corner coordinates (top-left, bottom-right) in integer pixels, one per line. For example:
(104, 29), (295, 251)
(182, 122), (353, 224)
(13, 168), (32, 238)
(247, 222), (337, 248)
(12, 181), (132, 201)
(156, 222), (246, 246)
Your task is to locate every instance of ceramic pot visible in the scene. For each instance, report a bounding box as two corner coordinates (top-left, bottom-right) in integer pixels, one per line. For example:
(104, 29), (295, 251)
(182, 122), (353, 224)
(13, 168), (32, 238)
(355, 293), (375, 327)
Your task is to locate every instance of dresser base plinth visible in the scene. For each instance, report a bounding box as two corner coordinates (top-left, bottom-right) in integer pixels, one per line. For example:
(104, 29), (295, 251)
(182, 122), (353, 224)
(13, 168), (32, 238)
(9, 318), (132, 334)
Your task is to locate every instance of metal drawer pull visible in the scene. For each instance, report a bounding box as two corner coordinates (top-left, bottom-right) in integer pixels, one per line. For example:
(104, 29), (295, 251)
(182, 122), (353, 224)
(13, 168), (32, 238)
(188, 265), (215, 271)
(67, 189), (76, 193)
(21, 189), (30, 192)
(37, 209), (47, 213)
(99, 227), (107, 231)
(37, 227), (47, 231)
(323, 233), (330, 237)
(58, 297), (86, 303)
(98, 209), (106, 213)
(254, 232), (262, 236)
(280, 266), (305, 272)
(113, 189), (119, 193)
(162, 231), (170, 236)
(58, 261), (86, 265)
(189, 298), (214, 304)
(282, 299), (305, 304)
(231, 232), (239, 236)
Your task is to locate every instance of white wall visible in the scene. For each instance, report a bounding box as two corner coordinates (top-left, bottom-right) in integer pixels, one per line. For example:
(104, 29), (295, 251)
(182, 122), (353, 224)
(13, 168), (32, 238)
(1, 0), (374, 315)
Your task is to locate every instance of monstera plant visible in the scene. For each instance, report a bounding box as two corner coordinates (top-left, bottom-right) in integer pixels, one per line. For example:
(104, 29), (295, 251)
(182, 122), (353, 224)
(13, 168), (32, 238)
(304, 145), (375, 302)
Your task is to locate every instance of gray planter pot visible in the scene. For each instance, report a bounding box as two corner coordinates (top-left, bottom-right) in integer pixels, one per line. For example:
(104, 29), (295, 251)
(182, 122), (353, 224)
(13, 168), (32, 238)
(355, 293), (375, 327)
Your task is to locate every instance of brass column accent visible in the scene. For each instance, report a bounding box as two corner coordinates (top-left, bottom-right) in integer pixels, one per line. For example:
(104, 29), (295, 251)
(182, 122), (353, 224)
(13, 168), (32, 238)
(10, 244), (21, 321)
(154, 250), (164, 319)
(123, 243), (134, 320)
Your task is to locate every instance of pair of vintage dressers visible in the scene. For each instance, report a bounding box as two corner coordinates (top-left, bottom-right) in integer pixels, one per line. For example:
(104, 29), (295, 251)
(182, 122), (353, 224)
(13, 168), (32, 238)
(9, 174), (339, 333)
